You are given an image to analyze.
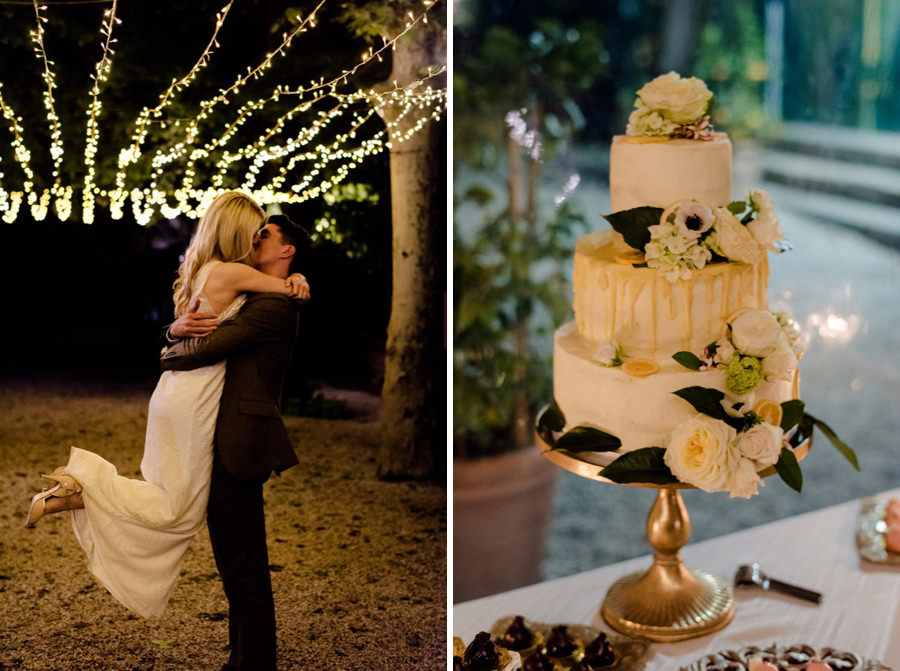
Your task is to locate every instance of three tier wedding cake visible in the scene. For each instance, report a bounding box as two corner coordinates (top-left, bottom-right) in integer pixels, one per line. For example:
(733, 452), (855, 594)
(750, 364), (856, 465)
(544, 72), (814, 499)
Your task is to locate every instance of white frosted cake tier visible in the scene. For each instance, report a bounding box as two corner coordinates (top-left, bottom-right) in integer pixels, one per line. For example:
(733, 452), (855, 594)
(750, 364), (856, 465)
(553, 322), (798, 454)
(573, 230), (768, 358)
(609, 133), (732, 211)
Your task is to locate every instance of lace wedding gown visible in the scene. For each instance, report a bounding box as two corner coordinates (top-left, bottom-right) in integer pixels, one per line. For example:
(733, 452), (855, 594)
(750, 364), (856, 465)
(64, 261), (246, 618)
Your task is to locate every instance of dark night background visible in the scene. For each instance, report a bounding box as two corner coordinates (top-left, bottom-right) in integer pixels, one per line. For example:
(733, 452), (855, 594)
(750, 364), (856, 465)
(0, 1), (395, 401)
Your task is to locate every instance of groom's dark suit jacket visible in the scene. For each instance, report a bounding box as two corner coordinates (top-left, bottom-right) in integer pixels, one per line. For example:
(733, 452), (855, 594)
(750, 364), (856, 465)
(160, 292), (300, 479)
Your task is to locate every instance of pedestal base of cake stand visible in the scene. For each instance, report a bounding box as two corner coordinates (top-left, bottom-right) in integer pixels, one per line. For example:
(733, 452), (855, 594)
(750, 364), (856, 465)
(538, 421), (810, 642)
(539, 437), (738, 642)
(600, 487), (734, 642)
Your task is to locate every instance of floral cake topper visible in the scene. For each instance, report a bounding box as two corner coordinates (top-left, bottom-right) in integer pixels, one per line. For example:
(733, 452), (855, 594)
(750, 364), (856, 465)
(626, 71), (715, 140)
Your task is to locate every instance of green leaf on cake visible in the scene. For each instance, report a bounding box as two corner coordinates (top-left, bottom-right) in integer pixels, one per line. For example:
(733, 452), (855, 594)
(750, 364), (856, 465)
(673, 351), (704, 370)
(806, 412), (860, 471)
(779, 399), (805, 432)
(775, 447), (803, 492)
(602, 206), (663, 251)
(726, 200), (747, 215)
(672, 386), (744, 430)
(536, 401), (566, 447)
(599, 447), (678, 485)
(553, 425), (621, 453)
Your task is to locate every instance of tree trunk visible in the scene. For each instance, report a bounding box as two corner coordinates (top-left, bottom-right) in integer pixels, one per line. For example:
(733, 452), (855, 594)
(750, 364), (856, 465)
(375, 29), (446, 481)
(509, 108), (542, 451)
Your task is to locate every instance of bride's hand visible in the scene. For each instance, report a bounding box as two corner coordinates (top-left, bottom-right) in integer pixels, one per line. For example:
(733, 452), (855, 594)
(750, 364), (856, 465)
(170, 299), (220, 339)
(285, 273), (310, 303)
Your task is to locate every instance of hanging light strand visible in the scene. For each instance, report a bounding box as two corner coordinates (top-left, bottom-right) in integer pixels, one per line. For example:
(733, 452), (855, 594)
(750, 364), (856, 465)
(124, 0), (328, 202)
(111, 0), (234, 218)
(174, 66), (446, 199)
(2, 0), (446, 224)
(30, 1), (64, 220)
(0, 83), (34, 223)
(80, 0), (119, 223)
(139, 0), (433, 185)
(120, 0), (234, 161)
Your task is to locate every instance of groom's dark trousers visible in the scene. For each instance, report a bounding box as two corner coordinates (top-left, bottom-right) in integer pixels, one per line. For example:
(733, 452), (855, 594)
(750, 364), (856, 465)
(161, 293), (300, 671)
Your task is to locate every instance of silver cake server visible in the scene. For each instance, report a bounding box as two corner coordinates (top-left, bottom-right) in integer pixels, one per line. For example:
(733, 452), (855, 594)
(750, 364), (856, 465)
(734, 563), (823, 604)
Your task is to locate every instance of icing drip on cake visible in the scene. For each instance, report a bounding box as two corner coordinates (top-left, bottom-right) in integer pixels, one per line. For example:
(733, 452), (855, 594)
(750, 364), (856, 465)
(573, 231), (768, 357)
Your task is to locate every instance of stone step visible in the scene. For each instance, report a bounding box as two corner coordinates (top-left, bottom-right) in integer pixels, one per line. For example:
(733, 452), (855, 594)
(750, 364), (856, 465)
(762, 149), (900, 208)
(769, 121), (900, 169)
(763, 182), (900, 242)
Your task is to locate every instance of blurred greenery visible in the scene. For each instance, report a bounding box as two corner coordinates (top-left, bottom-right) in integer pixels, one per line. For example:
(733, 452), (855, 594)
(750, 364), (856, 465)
(692, 2), (768, 139)
(454, 18), (607, 168)
(453, 10), (602, 458)
(453, 195), (586, 457)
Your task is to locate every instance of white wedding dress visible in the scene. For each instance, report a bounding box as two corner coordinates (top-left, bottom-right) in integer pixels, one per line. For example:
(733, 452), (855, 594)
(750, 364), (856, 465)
(64, 261), (245, 618)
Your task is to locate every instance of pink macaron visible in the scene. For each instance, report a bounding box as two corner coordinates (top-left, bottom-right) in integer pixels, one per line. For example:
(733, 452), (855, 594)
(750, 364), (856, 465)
(885, 523), (900, 553)
(885, 498), (900, 526)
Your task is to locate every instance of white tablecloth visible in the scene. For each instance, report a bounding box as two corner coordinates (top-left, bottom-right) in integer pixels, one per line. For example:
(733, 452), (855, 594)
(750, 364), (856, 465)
(453, 489), (900, 668)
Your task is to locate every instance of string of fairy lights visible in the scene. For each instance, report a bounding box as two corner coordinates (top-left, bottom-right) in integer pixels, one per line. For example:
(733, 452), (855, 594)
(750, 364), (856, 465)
(0, 0), (445, 224)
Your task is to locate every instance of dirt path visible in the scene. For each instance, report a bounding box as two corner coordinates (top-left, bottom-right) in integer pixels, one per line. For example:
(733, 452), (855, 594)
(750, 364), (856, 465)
(0, 380), (446, 670)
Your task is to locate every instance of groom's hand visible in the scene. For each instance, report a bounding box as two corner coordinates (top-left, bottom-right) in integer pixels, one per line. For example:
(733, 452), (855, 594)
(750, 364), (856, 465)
(285, 273), (310, 303)
(169, 299), (220, 339)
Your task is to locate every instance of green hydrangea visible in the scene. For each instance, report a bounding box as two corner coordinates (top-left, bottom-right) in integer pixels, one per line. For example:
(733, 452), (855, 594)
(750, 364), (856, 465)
(725, 355), (763, 395)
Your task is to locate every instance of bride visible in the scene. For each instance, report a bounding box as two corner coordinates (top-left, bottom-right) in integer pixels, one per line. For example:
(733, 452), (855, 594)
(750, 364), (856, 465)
(23, 190), (309, 618)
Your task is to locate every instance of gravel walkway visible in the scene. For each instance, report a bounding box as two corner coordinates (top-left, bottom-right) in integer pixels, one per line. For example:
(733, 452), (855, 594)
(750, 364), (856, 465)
(0, 380), (445, 671)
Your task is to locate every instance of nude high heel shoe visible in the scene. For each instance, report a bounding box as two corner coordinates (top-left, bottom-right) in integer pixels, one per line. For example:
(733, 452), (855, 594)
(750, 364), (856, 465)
(25, 484), (65, 528)
(25, 468), (83, 528)
(40, 467), (82, 496)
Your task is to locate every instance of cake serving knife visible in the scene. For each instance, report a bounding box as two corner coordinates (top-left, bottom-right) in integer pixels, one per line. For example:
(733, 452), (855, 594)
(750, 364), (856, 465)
(734, 563), (823, 604)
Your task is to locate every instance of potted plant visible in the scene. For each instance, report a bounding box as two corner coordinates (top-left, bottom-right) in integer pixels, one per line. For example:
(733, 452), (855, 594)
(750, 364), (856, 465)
(453, 196), (586, 601)
(453, 16), (606, 601)
(453, 17), (605, 601)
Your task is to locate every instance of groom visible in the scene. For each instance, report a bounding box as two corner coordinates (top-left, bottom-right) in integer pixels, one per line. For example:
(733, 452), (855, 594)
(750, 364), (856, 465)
(161, 214), (310, 671)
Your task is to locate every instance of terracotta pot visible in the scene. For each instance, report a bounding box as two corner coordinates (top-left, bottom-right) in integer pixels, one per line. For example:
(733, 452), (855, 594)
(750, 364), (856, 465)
(453, 444), (560, 602)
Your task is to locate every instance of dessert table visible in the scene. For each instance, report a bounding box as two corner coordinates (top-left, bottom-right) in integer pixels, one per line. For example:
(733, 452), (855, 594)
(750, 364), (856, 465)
(453, 489), (900, 669)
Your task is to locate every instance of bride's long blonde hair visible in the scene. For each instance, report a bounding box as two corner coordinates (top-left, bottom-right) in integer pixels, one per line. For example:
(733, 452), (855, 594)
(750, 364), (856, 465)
(172, 190), (266, 316)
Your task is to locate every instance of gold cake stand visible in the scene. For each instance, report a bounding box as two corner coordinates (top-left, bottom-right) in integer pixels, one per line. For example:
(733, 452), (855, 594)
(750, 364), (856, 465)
(538, 433), (810, 643)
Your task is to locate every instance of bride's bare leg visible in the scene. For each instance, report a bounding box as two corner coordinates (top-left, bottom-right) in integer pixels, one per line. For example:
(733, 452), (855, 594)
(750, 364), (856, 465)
(43, 492), (84, 514)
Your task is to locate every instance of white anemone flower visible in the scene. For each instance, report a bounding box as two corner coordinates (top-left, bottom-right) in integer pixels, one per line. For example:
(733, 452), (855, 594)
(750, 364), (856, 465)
(662, 199), (715, 239)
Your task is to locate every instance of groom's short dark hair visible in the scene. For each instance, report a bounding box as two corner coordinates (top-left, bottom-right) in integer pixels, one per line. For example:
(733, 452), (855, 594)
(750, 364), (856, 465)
(267, 214), (311, 274)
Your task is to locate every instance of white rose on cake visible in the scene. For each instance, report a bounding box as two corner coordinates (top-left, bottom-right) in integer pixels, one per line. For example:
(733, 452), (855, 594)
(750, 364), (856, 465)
(748, 187), (775, 213)
(737, 422), (784, 469)
(746, 188), (784, 251)
(747, 209), (784, 251)
(762, 340), (797, 381)
(626, 106), (679, 137)
(636, 71), (713, 124)
(773, 308), (806, 358)
(707, 208), (762, 264)
(727, 455), (764, 499)
(664, 414), (738, 493)
(731, 310), (782, 357)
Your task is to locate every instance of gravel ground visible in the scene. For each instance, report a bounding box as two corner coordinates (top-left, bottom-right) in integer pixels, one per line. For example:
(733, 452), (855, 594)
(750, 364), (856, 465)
(0, 379), (446, 671)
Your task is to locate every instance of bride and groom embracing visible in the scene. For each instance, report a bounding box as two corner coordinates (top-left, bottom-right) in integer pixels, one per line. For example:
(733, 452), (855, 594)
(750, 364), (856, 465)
(25, 190), (311, 671)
